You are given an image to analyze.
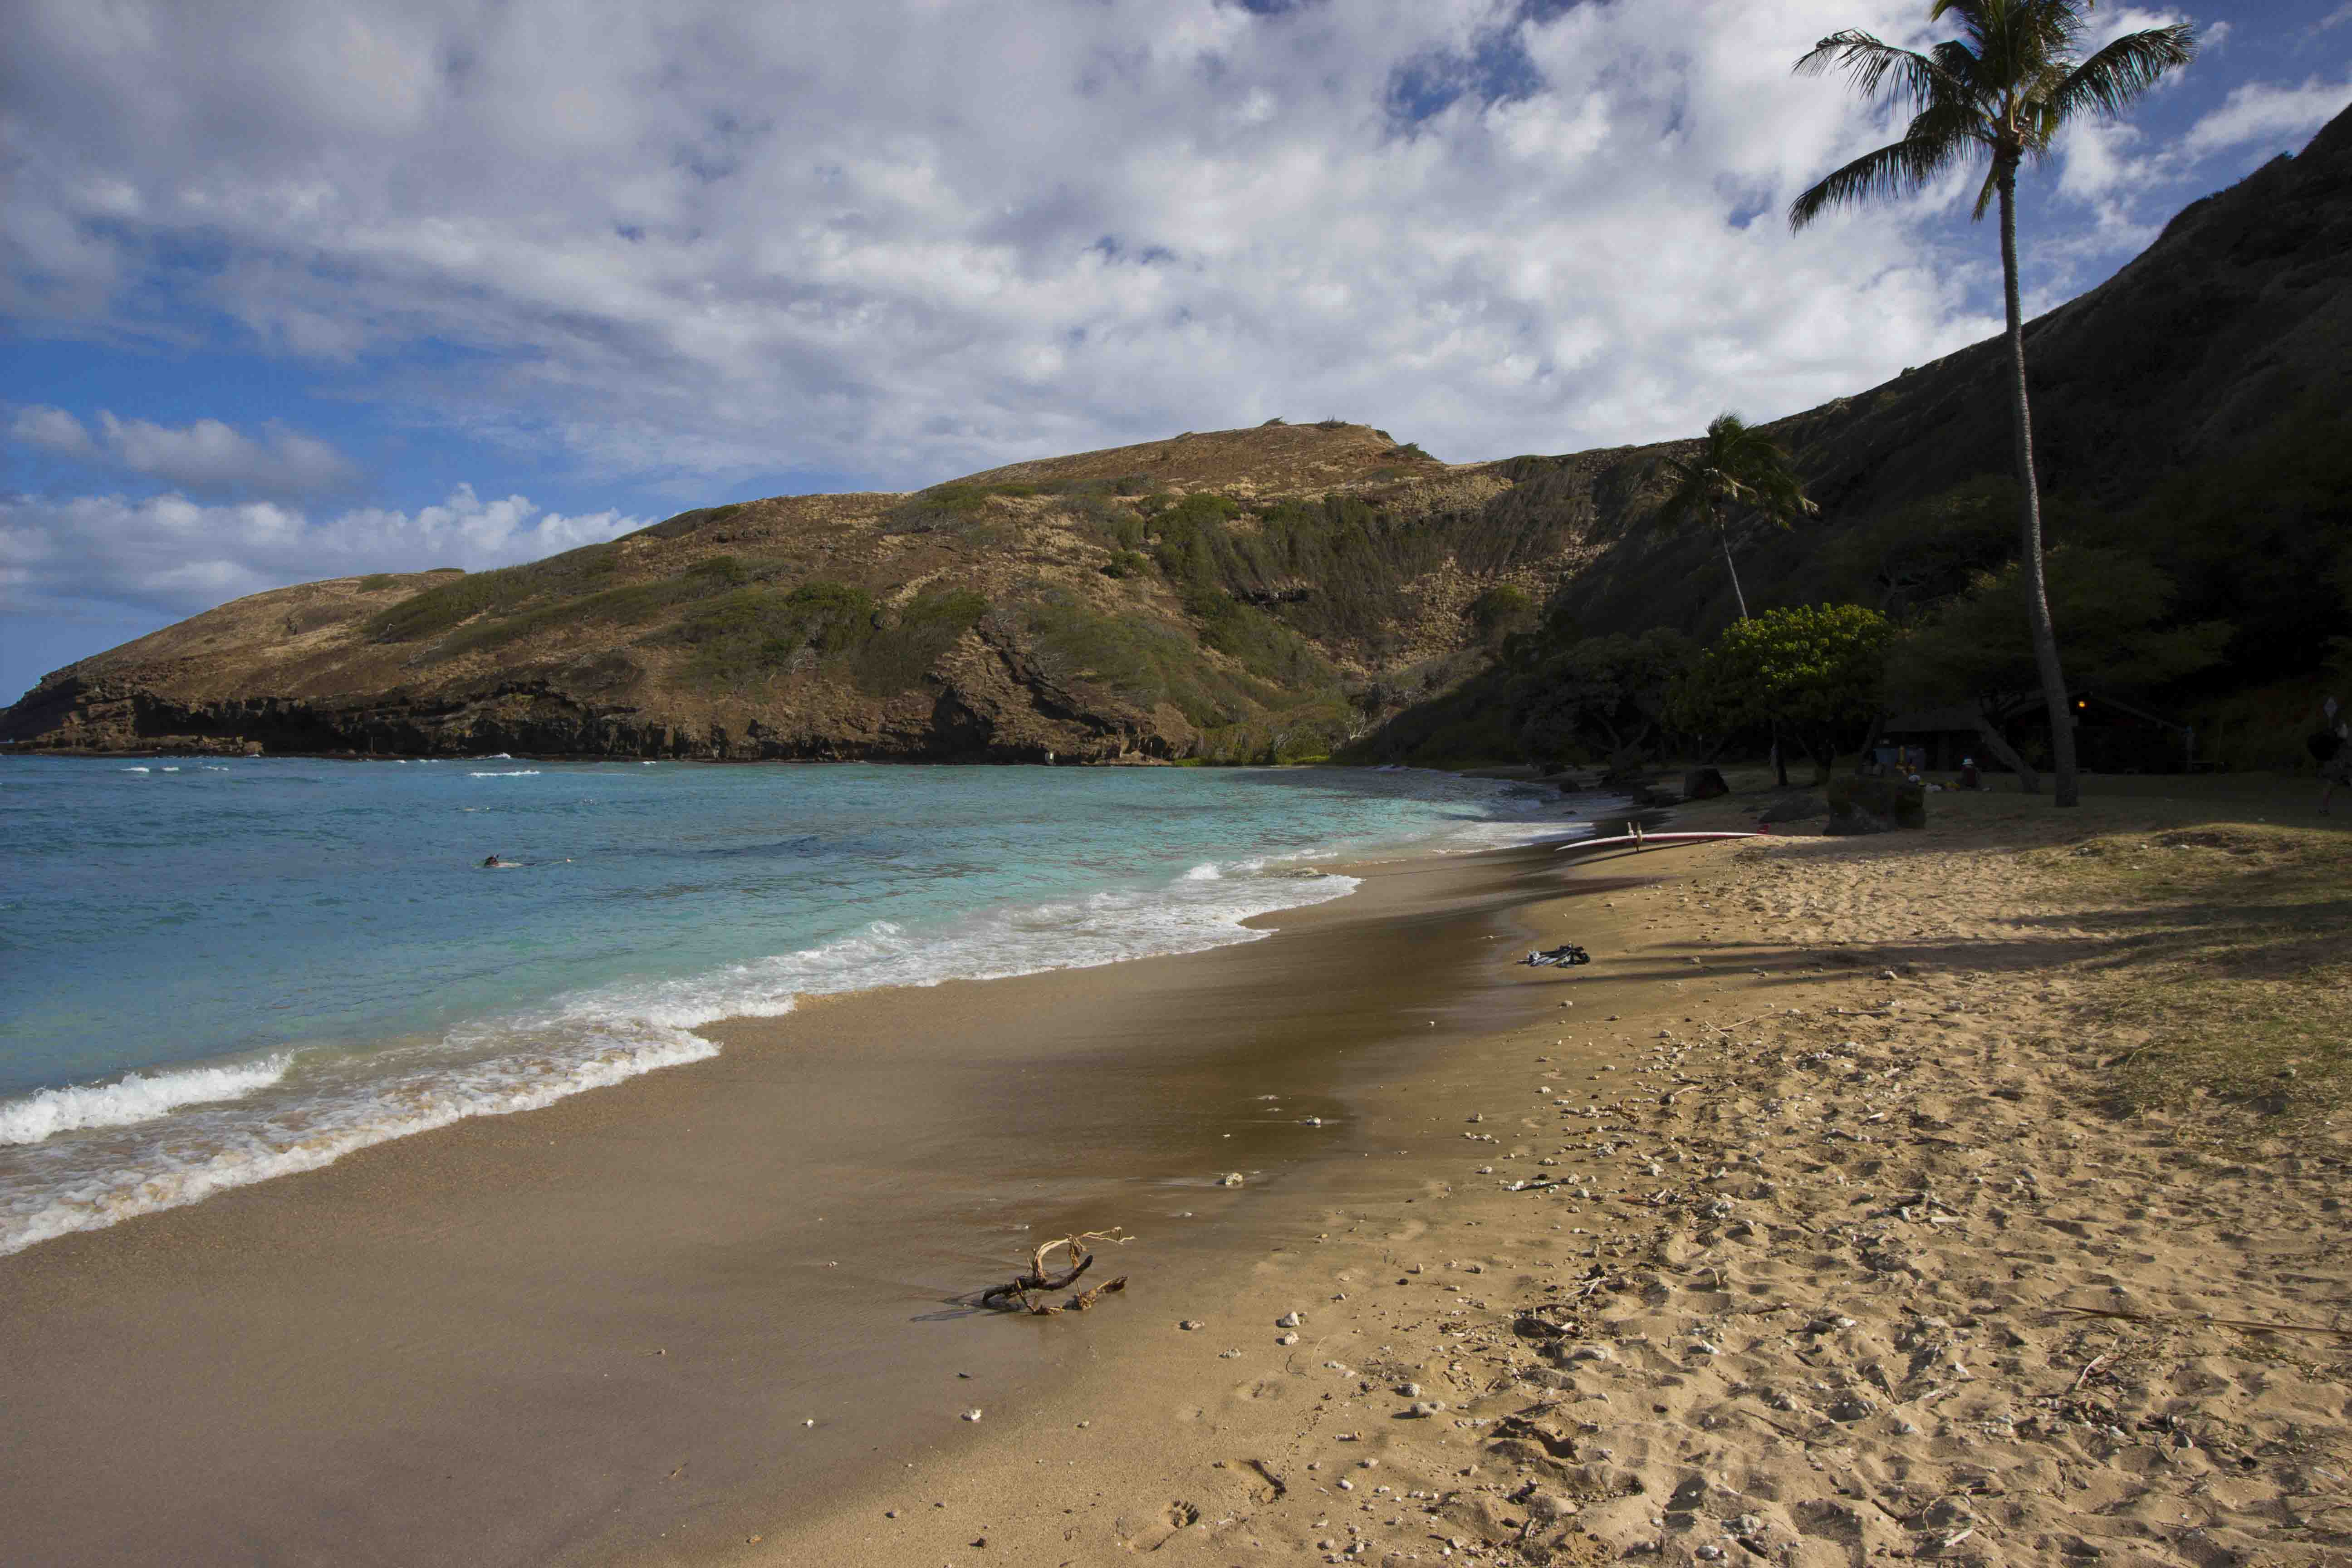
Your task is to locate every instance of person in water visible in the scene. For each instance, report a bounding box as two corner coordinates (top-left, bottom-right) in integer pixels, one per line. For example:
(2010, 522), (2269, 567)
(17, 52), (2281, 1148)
(482, 854), (503, 867)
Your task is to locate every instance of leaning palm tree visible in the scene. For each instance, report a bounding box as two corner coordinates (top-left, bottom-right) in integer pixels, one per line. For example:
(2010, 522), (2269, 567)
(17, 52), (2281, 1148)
(1788, 1), (2195, 807)
(1658, 412), (1819, 621)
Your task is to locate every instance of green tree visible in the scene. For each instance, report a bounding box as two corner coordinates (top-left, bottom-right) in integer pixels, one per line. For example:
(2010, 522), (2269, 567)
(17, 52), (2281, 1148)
(1510, 628), (1696, 773)
(1790, 1), (2195, 808)
(1671, 604), (1894, 782)
(1885, 546), (2229, 790)
(1656, 412), (1819, 620)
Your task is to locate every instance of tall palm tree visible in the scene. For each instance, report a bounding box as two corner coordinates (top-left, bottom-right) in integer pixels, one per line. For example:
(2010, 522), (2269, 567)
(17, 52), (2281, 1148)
(1658, 412), (1819, 621)
(1788, 1), (2194, 807)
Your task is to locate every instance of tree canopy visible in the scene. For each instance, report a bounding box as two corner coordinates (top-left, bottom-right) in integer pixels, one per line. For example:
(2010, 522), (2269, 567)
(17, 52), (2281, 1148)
(1789, 1), (2197, 227)
(1656, 412), (1818, 619)
(1672, 603), (1893, 772)
(1509, 628), (1696, 771)
(1885, 546), (2231, 712)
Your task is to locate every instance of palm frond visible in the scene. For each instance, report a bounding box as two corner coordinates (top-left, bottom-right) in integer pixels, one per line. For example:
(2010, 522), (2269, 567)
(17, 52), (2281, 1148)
(2048, 25), (2196, 124)
(1970, 162), (2000, 221)
(1793, 29), (1950, 116)
(1905, 96), (1991, 150)
(1654, 457), (1711, 530)
(1954, 0), (2083, 89)
(1789, 131), (1974, 230)
(1928, 39), (1989, 103)
(1653, 414), (1817, 535)
(1927, 0), (1988, 47)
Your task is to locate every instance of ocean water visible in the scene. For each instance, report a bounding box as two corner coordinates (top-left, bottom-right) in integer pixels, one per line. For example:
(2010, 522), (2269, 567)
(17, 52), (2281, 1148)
(0, 757), (1604, 1254)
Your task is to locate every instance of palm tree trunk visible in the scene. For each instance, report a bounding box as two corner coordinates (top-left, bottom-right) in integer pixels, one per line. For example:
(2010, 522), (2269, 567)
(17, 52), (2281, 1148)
(1715, 506), (1750, 620)
(1971, 707), (2039, 795)
(1997, 165), (2080, 808)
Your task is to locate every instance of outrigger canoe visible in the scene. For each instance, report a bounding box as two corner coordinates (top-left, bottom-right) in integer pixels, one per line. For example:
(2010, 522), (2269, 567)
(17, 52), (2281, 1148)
(1555, 823), (1764, 854)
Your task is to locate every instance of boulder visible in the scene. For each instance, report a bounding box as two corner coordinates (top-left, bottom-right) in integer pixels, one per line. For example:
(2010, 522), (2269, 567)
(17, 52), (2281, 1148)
(1681, 767), (1729, 800)
(1757, 792), (1825, 823)
(1825, 774), (1926, 834)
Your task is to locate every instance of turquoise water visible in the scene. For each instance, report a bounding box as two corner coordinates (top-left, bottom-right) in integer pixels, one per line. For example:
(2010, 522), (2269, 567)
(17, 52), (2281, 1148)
(0, 757), (1600, 1252)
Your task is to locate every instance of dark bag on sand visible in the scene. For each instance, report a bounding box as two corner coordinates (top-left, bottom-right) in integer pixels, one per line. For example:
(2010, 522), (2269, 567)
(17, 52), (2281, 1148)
(1524, 944), (1590, 967)
(2309, 731), (2343, 763)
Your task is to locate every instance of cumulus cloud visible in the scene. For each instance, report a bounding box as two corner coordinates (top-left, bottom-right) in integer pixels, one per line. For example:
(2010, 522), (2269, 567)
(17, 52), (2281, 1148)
(1, 0), (2015, 486)
(2183, 74), (2352, 159)
(0, 485), (643, 619)
(10, 407), (355, 498)
(2048, 62), (2352, 242)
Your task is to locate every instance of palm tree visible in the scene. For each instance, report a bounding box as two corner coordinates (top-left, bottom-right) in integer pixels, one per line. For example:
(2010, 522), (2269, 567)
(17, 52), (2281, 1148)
(1788, 0), (2195, 806)
(1658, 412), (1819, 622)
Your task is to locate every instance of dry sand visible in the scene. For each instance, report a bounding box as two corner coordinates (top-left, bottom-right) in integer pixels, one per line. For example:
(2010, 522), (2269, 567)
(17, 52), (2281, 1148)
(768, 780), (2351, 1568)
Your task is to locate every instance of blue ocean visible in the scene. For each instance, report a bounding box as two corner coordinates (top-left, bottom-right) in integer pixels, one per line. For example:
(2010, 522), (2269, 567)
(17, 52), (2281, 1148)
(0, 757), (1600, 1253)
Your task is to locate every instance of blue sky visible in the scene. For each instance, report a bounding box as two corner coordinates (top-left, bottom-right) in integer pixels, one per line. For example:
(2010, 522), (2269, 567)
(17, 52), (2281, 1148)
(5, 0), (2348, 702)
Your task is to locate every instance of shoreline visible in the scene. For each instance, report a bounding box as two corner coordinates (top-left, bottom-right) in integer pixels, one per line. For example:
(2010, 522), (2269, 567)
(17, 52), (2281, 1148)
(1, 757), (1594, 1255)
(0, 832), (1617, 1567)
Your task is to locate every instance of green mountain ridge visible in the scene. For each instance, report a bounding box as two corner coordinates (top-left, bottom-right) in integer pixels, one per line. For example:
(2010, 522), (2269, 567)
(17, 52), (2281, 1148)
(8, 107), (2350, 765)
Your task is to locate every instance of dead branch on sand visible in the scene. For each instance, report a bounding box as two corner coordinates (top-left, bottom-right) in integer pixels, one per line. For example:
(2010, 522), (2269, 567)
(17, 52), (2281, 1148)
(978, 1228), (1135, 1315)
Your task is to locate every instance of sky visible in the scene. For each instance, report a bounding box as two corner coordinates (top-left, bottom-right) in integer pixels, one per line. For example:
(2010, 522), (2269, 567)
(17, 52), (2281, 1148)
(4, 0), (2348, 703)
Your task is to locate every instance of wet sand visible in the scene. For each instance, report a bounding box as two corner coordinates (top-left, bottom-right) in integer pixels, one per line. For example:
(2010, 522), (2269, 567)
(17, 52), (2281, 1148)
(0, 838), (1627, 1567)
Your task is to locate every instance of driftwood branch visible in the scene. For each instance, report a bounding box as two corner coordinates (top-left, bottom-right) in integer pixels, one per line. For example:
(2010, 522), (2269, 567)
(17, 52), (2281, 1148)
(978, 1228), (1135, 1315)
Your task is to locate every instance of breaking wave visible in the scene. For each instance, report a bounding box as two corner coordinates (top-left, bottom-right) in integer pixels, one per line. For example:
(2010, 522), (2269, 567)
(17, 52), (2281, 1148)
(0, 1056), (292, 1145)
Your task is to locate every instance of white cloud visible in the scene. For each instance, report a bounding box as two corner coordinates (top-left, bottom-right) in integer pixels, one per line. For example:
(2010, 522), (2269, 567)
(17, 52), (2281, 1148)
(0, 0), (2004, 488)
(9, 406), (97, 459)
(0, 485), (643, 618)
(2058, 119), (2147, 203)
(9, 407), (355, 498)
(2183, 74), (2352, 159)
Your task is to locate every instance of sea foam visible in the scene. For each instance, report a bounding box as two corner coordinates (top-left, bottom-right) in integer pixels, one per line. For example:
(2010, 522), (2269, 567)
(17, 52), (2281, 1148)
(0, 1055), (292, 1145)
(0, 856), (1360, 1254)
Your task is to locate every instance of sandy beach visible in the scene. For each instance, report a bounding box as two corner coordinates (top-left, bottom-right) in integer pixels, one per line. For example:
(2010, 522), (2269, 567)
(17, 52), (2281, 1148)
(766, 778), (2349, 1568)
(5, 776), (2347, 1568)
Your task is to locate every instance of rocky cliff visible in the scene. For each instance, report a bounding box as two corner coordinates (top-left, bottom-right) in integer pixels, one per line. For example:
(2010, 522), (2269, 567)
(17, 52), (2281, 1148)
(0, 425), (1565, 762)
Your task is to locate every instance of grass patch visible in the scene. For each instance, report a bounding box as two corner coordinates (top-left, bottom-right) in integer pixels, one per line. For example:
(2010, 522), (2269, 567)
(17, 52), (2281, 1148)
(1020, 590), (1268, 727)
(677, 581), (878, 687)
(364, 542), (624, 642)
(2037, 824), (2351, 1142)
(1196, 697), (1358, 764)
(851, 588), (989, 695)
(641, 502), (743, 540)
(883, 483), (1050, 536)
(433, 578), (701, 658)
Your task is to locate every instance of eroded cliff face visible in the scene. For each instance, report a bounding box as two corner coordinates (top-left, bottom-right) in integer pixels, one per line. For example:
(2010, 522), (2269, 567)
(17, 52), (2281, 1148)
(5, 652), (1190, 763)
(0, 568), (1207, 763)
(0, 423), (1569, 762)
